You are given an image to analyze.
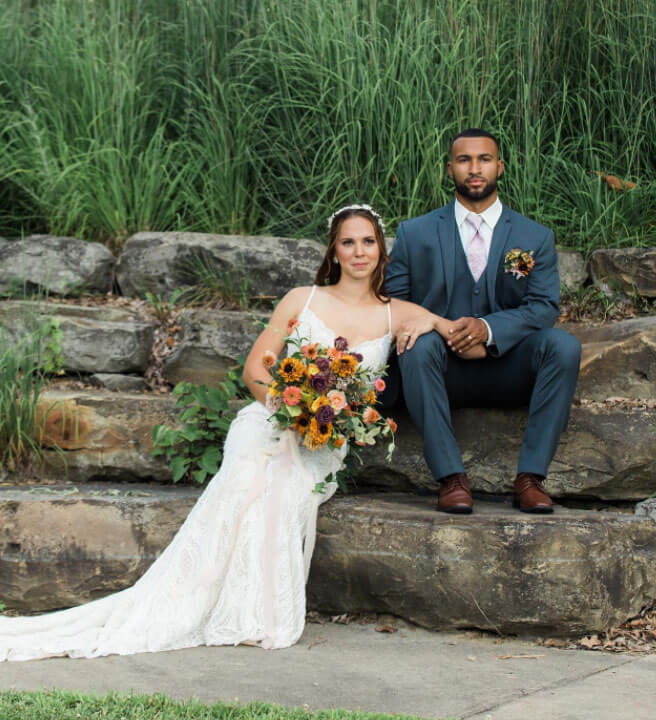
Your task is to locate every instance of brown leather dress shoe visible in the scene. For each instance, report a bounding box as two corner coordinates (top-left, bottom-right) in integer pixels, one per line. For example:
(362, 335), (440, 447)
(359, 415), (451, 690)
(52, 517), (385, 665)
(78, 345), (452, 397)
(437, 473), (473, 514)
(513, 473), (554, 513)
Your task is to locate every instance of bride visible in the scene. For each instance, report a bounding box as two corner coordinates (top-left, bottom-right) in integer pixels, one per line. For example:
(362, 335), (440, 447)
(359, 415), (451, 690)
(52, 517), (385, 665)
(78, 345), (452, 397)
(0, 204), (483, 660)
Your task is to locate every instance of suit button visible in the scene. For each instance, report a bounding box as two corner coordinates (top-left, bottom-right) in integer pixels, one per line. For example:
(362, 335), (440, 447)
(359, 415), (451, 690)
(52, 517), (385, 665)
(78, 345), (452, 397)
(474, 289), (480, 295)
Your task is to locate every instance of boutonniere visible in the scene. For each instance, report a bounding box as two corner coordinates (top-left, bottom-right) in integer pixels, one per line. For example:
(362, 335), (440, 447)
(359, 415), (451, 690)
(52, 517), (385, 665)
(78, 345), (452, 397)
(504, 249), (535, 279)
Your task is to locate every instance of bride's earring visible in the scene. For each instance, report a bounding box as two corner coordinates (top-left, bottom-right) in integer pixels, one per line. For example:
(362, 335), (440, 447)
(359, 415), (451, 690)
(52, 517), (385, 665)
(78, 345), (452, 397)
(332, 257), (339, 264)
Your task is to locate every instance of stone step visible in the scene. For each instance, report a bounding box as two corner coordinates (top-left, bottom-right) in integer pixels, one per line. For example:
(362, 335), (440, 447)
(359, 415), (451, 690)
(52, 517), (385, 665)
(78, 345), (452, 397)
(564, 316), (656, 401)
(1, 485), (654, 635)
(156, 311), (656, 401)
(34, 390), (656, 501)
(0, 300), (155, 374)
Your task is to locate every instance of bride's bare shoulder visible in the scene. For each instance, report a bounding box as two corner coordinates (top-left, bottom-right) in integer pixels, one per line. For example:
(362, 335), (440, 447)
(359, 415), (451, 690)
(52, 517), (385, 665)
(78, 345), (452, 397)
(274, 286), (313, 314)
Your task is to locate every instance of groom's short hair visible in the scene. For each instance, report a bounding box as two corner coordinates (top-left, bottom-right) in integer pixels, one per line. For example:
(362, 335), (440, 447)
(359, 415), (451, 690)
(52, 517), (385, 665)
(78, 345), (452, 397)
(449, 128), (499, 155)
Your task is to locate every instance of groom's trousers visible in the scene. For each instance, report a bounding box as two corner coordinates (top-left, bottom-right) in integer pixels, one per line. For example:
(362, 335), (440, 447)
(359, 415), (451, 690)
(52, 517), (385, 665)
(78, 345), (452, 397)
(396, 328), (581, 481)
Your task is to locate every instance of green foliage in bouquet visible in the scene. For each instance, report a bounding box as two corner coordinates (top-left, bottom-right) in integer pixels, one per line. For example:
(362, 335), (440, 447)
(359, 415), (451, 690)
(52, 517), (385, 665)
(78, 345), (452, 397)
(152, 366), (250, 485)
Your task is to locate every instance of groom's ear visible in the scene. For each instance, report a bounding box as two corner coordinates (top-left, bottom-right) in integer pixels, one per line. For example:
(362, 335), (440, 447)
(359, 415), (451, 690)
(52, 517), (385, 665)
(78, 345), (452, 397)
(497, 158), (505, 178)
(446, 160), (454, 179)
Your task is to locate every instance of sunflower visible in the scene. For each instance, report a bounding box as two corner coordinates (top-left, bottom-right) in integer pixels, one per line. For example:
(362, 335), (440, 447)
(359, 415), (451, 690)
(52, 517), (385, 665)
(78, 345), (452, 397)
(308, 417), (332, 445)
(278, 357), (305, 383)
(294, 414), (310, 436)
(331, 354), (358, 378)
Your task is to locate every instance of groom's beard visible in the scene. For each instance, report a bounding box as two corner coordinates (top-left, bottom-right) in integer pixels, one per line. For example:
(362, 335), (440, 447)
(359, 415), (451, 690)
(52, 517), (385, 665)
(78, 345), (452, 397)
(454, 176), (498, 202)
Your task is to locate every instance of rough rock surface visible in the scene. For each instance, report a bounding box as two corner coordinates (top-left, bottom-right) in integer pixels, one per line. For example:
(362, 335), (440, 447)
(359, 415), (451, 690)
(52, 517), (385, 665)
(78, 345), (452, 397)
(89, 374), (148, 392)
(590, 247), (656, 298)
(0, 484), (198, 611)
(29, 390), (656, 500)
(163, 309), (268, 385)
(35, 390), (178, 482)
(116, 232), (325, 300)
(0, 301), (155, 374)
(557, 248), (588, 290)
(360, 405), (656, 500)
(307, 494), (656, 635)
(2, 487), (654, 636)
(0, 235), (115, 296)
(564, 317), (656, 400)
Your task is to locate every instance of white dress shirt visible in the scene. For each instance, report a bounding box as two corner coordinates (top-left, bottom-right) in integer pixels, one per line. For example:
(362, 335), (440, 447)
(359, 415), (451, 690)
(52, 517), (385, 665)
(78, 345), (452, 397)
(454, 197), (503, 346)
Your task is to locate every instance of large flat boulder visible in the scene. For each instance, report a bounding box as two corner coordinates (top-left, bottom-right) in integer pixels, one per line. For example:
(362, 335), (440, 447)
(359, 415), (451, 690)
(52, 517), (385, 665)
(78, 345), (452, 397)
(35, 390), (177, 482)
(116, 232), (325, 300)
(0, 236), (114, 296)
(590, 247), (656, 298)
(0, 484), (197, 612)
(564, 317), (656, 400)
(360, 405), (656, 501)
(2, 487), (654, 636)
(30, 390), (656, 500)
(163, 309), (268, 386)
(308, 494), (656, 635)
(0, 301), (155, 374)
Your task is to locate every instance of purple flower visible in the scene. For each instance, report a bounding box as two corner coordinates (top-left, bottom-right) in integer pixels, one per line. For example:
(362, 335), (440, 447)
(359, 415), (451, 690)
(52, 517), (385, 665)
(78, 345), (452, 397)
(334, 336), (349, 351)
(316, 404), (335, 424)
(310, 373), (328, 392)
(354, 352), (363, 362)
(315, 357), (330, 372)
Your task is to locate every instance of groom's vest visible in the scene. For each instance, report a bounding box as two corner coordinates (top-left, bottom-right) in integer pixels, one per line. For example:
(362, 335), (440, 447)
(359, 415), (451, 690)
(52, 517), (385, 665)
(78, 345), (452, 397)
(447, 237), (493, 320)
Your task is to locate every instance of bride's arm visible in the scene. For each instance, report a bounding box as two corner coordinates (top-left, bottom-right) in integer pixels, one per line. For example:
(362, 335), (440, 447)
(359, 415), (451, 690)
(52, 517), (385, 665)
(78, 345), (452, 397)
(242, 287), (308, 405)
(390, 299), (486, 360)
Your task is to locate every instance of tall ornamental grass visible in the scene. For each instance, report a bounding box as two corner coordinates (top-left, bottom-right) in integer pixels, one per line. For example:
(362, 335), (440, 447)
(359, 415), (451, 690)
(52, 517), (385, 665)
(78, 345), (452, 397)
(0, 0), (654, 251)
(0, 320), (52, 473)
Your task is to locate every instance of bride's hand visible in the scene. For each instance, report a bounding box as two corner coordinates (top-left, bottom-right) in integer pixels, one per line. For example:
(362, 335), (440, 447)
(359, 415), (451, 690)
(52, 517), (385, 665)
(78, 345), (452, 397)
(396, 315), (440, 354)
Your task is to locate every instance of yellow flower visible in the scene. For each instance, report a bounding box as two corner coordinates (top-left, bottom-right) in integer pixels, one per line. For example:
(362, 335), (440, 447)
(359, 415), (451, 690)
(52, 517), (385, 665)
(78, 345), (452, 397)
(331, 354), (358, 378)
(310, 395), (330, 414)
(278, 357), (305, 383)
(365, 389), (377, 405)
(294, 414), (310, 436)
(268, 381), (282, 397)
(309, 417), (332, 445)
(307, 363), (320, 376)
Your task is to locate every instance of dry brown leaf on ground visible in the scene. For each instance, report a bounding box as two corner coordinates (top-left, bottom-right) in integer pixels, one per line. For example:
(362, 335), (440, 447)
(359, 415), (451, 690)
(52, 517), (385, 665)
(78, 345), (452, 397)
(375, 624), (398, 633)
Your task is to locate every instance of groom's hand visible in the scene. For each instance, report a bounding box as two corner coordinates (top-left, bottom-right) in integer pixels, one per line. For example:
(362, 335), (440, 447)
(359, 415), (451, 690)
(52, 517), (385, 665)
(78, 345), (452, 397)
(447, 317), (488, 354)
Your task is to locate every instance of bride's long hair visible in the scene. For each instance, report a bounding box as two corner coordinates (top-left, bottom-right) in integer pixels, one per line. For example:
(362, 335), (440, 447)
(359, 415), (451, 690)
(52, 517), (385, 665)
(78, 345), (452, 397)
(315, 206), (390, 303)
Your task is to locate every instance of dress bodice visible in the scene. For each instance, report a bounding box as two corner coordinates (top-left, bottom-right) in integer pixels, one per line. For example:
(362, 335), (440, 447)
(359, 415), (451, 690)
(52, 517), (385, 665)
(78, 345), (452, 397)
(287, 286), (393, 375)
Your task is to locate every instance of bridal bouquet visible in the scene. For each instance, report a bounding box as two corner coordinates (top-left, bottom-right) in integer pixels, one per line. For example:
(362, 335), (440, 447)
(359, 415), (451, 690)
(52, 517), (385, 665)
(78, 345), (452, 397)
(262, 332), (396, 461)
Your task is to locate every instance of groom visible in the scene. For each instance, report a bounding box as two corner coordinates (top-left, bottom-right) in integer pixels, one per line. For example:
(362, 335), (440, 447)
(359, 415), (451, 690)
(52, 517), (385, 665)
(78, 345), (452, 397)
(385, 128), (581, 514)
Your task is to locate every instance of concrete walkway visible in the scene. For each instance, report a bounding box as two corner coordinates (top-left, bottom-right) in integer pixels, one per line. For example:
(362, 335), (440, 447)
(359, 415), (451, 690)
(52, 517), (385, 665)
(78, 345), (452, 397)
(1, 620), (654, 719)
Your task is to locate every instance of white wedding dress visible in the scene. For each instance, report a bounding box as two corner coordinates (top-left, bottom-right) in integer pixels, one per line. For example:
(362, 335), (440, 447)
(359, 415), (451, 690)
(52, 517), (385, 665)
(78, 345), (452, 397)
(0, 287), (392, 660)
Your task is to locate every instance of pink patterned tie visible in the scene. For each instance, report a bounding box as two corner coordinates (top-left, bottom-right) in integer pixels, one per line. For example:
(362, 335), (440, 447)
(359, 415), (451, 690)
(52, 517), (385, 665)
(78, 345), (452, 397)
(464, 212), (487, 282)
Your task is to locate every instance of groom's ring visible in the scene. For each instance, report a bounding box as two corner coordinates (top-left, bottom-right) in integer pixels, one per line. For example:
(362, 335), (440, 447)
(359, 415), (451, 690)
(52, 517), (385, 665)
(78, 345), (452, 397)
(467, 334), (473, 340)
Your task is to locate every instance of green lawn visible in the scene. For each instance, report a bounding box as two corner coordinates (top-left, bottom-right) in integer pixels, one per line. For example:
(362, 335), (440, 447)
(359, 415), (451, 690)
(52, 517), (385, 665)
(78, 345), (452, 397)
(0, 690), (440, 720)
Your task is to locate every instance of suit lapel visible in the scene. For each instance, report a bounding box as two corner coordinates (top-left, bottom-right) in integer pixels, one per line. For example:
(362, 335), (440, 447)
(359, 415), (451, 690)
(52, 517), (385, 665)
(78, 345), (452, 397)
(486, 205), (512, 307)
(436, 200), (457, 307)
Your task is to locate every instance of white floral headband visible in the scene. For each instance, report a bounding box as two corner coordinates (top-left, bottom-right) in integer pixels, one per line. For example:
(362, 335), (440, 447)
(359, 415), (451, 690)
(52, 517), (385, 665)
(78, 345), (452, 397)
(327, 203), (386, 234)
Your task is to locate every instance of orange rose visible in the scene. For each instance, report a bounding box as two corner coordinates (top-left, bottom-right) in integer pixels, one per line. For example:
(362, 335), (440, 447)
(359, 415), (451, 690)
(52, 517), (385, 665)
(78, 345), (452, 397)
(386, 417), (398, 434)
(362, 407), (381, 425)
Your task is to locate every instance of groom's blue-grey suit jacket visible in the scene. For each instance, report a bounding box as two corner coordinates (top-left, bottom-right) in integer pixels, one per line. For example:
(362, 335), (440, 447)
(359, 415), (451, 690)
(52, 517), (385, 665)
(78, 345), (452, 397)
(386, 200), (560, 357)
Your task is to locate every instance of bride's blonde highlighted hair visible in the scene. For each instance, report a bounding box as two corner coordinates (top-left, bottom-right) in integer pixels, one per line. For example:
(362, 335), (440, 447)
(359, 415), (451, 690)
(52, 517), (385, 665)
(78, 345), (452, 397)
(315, 204), (390, 303)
